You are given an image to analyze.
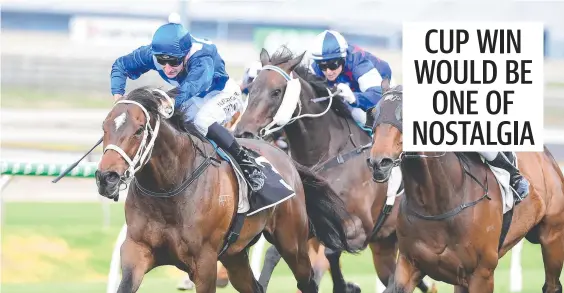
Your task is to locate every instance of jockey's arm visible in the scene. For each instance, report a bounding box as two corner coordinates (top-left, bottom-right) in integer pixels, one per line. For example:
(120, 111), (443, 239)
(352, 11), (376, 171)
(174, 55), (214, 108)
(110, 45), (155, 96)
(352, 58), (392, 111)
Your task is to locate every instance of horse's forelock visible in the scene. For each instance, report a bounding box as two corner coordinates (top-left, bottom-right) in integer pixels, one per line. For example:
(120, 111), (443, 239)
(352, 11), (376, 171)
(123, 86), (187, 132)
(265, 46), (353, 120)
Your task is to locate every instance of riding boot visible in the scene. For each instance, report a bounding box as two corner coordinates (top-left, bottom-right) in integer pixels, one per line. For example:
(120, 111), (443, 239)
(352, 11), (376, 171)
(487, 152), (530, 204)
(206, 122), (266, 192)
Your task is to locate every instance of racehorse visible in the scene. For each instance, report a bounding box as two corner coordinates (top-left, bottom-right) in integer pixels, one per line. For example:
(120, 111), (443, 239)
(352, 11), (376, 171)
(94, 86), (360, 293)
(234, 46), (435, 293)
(367, 85), (564, 293)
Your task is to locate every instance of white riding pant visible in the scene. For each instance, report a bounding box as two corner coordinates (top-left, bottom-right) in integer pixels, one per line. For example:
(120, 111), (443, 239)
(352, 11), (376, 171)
(478, 151), (498, 161)
(180, 78), (245, 136)
(478, 151), (517, 162)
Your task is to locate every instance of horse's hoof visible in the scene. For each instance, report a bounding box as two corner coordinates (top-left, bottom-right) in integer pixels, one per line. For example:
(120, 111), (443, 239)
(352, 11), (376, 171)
(177, 277), (195, 291)
(427, 282), (438, 293)
(216, 278), (229, 288)
(346, 282), (361, 293)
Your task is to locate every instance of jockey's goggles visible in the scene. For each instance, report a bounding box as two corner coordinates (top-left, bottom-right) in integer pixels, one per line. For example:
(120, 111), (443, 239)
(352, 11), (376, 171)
(316, 58), (344, 71)
(155, 54), (184, 67)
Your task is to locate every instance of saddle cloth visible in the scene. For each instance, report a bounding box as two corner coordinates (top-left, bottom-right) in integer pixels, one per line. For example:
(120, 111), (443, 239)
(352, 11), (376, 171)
(480, 156), (514, 214)
(383, 158), (513, 214)
(213, 145), (296, 216)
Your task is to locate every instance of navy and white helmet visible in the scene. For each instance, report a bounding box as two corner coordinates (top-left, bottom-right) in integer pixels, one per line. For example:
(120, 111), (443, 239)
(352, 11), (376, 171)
(151, 22), (192, 59)
(310, 30), (348, 61)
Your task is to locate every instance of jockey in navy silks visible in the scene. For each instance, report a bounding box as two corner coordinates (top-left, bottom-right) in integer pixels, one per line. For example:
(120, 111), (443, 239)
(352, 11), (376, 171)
(308, 30), (529, 203)
(308, 30), (394, 126)
(110, 20), (283, 192)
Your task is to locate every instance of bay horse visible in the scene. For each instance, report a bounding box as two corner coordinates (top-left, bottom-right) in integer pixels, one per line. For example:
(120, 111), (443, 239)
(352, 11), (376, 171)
(94, 86), (359, 293)
(367, 85), (564, 293)
(234, 46), (435, 293)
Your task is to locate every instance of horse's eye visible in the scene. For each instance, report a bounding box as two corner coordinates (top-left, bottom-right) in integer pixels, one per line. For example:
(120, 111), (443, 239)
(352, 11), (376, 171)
(272, 89), (282, 97)
(135, 127), (144, 136)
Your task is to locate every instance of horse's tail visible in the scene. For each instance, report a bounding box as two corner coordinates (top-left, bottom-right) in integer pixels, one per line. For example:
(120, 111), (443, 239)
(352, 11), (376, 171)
(294, 161), (360, 254)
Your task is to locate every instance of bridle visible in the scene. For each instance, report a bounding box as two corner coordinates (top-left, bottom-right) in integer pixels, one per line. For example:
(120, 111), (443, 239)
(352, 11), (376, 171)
(257, 64), (341, 138)
(368, 87), (446, 172)
(102, 89), (174, 193)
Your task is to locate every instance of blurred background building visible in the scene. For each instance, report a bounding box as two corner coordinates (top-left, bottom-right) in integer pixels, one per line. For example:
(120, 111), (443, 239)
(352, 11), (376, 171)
(2, 0), (564, 94)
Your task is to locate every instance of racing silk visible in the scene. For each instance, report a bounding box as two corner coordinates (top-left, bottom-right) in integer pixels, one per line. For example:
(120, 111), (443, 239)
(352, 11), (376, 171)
(311, 45), (392, 111)
(110, 37), (229, 108)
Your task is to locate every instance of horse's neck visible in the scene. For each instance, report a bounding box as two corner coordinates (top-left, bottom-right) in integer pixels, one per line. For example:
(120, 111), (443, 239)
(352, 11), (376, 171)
(402, 152), (466, 215)
(136, 123), (198, 191)
(285, 87), (370, 167)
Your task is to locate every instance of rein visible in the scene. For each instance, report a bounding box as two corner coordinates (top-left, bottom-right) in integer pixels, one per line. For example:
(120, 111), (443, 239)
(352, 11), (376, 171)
(401, 153), (491, 221)
(258, 64), (341, 138)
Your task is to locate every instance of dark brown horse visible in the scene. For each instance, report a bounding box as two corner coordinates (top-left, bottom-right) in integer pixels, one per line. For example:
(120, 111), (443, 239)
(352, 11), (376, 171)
(94, 86), (358, 293)
(367, 85), (564, 293)
(234, 47), (435, 293)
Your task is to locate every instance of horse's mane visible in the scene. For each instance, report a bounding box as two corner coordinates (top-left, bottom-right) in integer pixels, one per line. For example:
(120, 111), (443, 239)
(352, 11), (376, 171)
(124, 86), (188, 132)
(268, 46), (353, 120)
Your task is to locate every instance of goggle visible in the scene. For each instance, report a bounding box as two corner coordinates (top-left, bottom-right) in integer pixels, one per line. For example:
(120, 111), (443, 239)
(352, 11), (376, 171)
(316, 58), (344, 71)
(155, 54), (183, 67)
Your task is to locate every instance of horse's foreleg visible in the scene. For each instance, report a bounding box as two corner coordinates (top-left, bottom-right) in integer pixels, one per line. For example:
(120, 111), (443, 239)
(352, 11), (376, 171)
(222, 249), (264, 293)
(540, 225), (564, 293)
(273, 217), (317, 293)
(192, 250), (219, 293)
(370, 235), (436, 293)
(117, 238), (154, 293)
(310, 242), (329, 286)
(258, 245), (282, 291)
(277, 241), (317, 293)
(467, 267), (494, 293)
(325, 248), (360, 293)
(369, 235), (398, 287)
(383, 253), (422, 293)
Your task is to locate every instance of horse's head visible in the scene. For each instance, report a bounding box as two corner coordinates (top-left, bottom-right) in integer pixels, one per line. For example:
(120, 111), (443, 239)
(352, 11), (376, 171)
(367, 84), (404, 182)
(95, 87), (176, 200)
(234, 47), (307, 140)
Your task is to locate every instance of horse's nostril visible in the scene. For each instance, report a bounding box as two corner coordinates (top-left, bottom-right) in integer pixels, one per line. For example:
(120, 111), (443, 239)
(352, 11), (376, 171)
(241, 132), (256, 139)
(106, 171), (120, 183)
(380, 158), (394, 168)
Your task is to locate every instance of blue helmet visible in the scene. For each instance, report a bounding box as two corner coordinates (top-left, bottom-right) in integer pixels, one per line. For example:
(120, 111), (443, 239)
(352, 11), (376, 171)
(150, 23), (192, 58)
(310, 30), (348, 61)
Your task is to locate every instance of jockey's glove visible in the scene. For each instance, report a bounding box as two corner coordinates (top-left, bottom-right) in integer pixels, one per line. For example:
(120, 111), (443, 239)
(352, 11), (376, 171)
(336, 83), (356, 105)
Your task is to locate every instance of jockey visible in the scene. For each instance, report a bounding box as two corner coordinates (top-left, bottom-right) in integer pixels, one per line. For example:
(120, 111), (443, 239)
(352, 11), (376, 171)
(477, 151), (530, 203)
(308, 30), (393, 126)
(240, 60), (262, 95)
(110, 20), (271, 192)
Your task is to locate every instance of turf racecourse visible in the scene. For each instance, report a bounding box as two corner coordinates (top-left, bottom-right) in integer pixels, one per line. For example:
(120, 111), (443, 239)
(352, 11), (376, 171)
(2, 202), (562, 293)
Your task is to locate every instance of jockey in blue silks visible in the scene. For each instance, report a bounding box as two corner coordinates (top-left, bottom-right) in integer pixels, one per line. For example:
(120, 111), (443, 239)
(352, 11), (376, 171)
(308, 30), (393, 126)
(308, 30), (530, 204)
(110, 20), (275, 192)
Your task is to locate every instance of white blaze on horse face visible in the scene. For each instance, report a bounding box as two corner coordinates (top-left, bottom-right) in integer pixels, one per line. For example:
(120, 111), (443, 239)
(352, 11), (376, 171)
(114, 112), (127, 131)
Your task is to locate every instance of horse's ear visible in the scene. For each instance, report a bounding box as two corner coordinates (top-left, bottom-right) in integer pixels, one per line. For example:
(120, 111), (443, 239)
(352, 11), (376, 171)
(260, 48), (270, 66)
(287, 51), (306, 72)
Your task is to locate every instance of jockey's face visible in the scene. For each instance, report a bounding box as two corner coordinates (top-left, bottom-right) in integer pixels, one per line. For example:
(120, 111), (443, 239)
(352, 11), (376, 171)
(317, 58), (344, 82)
(155, 54), (184, 78)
